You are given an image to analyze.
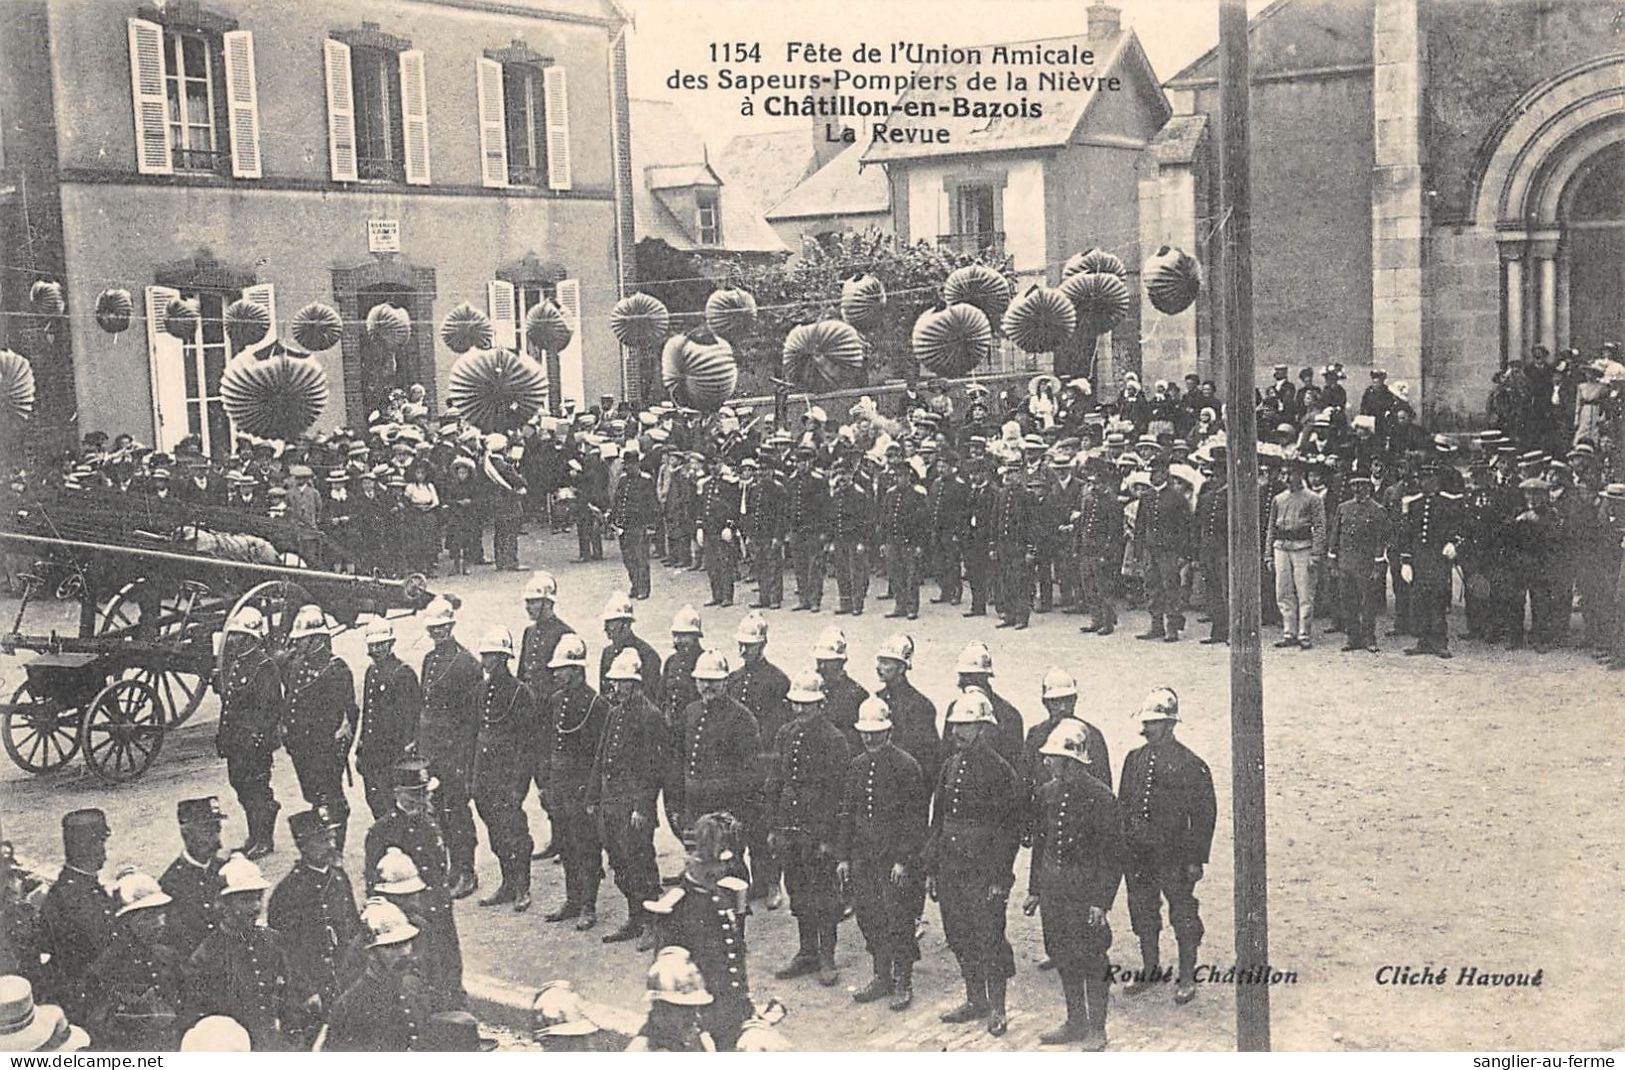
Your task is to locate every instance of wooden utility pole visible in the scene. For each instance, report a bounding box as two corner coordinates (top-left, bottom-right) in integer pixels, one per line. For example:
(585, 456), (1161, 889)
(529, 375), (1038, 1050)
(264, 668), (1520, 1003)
(1217, 0), (1271, 1051)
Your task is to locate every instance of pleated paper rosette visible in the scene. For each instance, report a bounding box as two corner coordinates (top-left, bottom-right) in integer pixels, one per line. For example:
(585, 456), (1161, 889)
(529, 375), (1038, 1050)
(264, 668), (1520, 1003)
(95, 289), (134, 335)
(440, 302), (493, 355)
(163, 296), (201, 341)
(366, 303), (412, 351)
(1062, 247), (1126, 280)
(525, 300), (573, 356)
(221, 342), (329, 439)
(782, 319), (866, 391)
(704, 288), (757, 342)
(942, 264), (1014, 324)
(610, 293), (671, 349)
(661, 332), (738, 412)
(912, 303), (993, 377)
(447, 347), (548, 429)
(30, 281), (65, 317)
(290, 302), (343, 352)
(1060, 271), (1131, 336)
(1145, 245), (1202, 315)
(1, 349), (37, 421)
(224, 299), (271, 353)
(1001, 285), (1077, 354)
(839, 274), (887, 330)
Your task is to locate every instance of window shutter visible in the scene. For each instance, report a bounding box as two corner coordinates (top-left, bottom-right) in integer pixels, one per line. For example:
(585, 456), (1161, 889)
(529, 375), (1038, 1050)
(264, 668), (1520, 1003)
(399, 50), (431, 186)
(554, 278), (584, 405)
(127, 18), (172, 176)
(145, 286), (189, 450)
(222, 31), (263, 178)
(486, 281), (518, 352)
(324, 39), (358, 182)
(239, 283), (278, 353)
(475, 58), (509, 189)
(543, 65), (571, 191)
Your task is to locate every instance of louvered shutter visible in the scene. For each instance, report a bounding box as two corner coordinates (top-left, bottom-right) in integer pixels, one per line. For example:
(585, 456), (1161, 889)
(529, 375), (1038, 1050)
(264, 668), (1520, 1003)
(145, 286), (189, 450)
(324, 39), (358, 182)
(127, 18), (172, 175)
(239, 283), (278, 354)
(554, 279), (583, 405)
(222, 31), (262, 178)
(487, 281), (518, 352)
(399, 50), (431, 186)
(476, 58), (509, 189)
(543, 65), (571, 191)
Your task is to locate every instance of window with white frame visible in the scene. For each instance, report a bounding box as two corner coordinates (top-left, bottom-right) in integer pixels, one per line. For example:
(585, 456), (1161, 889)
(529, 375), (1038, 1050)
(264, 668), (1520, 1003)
(502, 64), (547, 187)
(323, 27), (429, 186)
(163, 30), (222, 172)
(697, 191), (721, 246)
(127, 16), (261, 178)
(352, 46), (403, 181)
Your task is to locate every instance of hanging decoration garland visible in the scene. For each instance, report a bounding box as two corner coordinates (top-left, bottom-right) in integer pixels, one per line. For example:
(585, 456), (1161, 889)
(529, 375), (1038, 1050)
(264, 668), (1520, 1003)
(289, 302), (343, 352)
(1145, 245), (1203, 315)
(440, 302), (493, 355)
(1060, 271), (1132, 336)
(0, 349), (37, 422)
(163, 296), (201, 341)
(942, 264), (1014, 324)
(30, 281), (65, 318)
(447, 347), (549, 430)
(782, 319), (866, 392)
(609, 293), (670, 349)
(366, 303), (412, 351)
(704, 288), (758, 342)
(912, 302), (993, 377)
(95, 289), (135, 335)
(223, 299), (271, 353)
(839, 274), (887, 331)
(1001, 285), (1078, 354)
(525, 300), (573, 356)
(221, 341), (329, 439)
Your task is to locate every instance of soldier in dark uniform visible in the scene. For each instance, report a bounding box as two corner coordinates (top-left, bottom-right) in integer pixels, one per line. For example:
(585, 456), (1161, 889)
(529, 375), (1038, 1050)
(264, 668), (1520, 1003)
(879, 458), (929, 619)
(1037, 445), (1083, 612)
(963, 459), (998, 618)
(1136, 456), (1195, 642)
(598, 594), (661, 699)
(726, 611), (791, 907)
(1118, 688), (1216, 1006)
(1074, 455), (1125, 636)
(1021, 669), (1111, 809)
(993, 462), (1039, 628)
(416, 609), (483, 899)
(677, 651), (760, 836)
(608, 441), (659, 599)
(369, 847), (463, 1007)
(364, 759), (451, 903)
(1023, 721), (1125, 1050)
(927, 448), (971, 606)
(357, 619), (422, 821)
(740, 458), (787, 609)
(953, 641), (1023, 769)
(184, 853), (315, 1050)
(519, 570), (574, 860)
(587, 648), (669, 946)
(784, 444), (829, 611)
(574, 444), (609, 562)
(836, 697), (929, 1010)
(283, 607), (358, 851)
(267, 809), (361, 1012)
(86, 870), (185, 1051)
(872, 633), (940, 785)
(1399, 461), (1465, 657)
(658, 606), (706, 833)
(765, 671), (850, 986)
(540, 633), (609, 929)
(812, 625), (870, 751)
(1330, 476), (1391, 651)
(34, 810), (114, 1018)
(160, 798), (226, 960)
(1193, 446), (1230, 644)
(324, 900), (434, 1052)
(643, 814), (754, 1050)
(471, 627), (539, 911)
(217, 608), (286, 859)
(699, 460), (743, 607)
(827, 461), (871, 615)
(925, 690), (1022, 1037)
(1507, 477), (1560, 649)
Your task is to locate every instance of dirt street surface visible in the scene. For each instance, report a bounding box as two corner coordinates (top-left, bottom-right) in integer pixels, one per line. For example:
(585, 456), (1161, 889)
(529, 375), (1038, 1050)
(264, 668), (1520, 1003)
(3, 527), (1621, 1051)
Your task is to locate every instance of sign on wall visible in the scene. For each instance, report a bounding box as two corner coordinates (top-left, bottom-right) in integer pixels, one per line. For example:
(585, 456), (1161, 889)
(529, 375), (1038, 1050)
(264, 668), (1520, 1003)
(367, 219), (401, 253)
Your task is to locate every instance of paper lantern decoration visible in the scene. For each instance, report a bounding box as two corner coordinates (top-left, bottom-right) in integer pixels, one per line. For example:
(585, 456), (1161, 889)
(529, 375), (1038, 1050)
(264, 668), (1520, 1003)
(366, 303), (412, 351)
(290, 302), (343, 352)
(783, 319), (866, 391)
(440, 302), (493, 355)
(447, 347), (548, 429)
(525, 300), (573, 356)
(942, 265), (1014, 324)
(1060, 272), (1131, 336)
(221, 347), (329, 439)
(163, 296), (201, 341)
(609, 293), (670, 348)
(839, 274), (887, 330)
(1145, 245), (1202, 315)
(661, 333), (737, 412)
(0, 350), (36, 421)
(30, 281), (65, 317)
(1001, 285), (1077, 354)
(912, 303), (993, 377)
(224, 298), (271, 353)
(704, 288), (757, 342)
(95, 289), (134, 335)
(1078, 247), (1127, 279)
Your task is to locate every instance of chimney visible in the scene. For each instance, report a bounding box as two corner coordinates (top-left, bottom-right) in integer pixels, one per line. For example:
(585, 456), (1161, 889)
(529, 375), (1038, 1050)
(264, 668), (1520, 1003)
(1087, 1), (1121, 38)
(810, 96), (853, 172)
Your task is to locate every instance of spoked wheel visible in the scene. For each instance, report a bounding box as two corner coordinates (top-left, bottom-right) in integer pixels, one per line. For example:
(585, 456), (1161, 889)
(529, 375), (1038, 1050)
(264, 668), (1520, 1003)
(1, 682), (84, 773)
(101, 580), (211, 725)
(82, 678), (167, 784)
(54, 570), (85, 603)
(218, 580), (311, 679)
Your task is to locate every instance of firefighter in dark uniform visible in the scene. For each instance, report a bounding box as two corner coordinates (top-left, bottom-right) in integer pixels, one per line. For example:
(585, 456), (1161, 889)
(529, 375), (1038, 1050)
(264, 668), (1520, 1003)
(267, 809), (361, 1011)
(416, 608), (483, 899)
(1023, 720), (1125, 1050)
(471, 626), (539, 911)
(86, 870), (185, 1051)
(993, 462), (1039, 628)
(597, 594), (661, 699)
(608, 439), (660, 599)
(283, 607), (358, 851)
(1399, 461), (1465, 657)
(812, 625), (870, 751)
(160, 798), (225, 960)
(766, 670), (849, 987)
(786, 444), (829, 611)
(677, 651), (760, 835)
(1193, 446), (1230, 644)
(357, 619), (422, 821)
(643, 814), (754, 1050)
(1137, 456), (1195, 642)
(741, 457), (788, 608)
(217, 607), (286, 859)
(586, 648), (669, 947)
(363, 759), (451, 901)
(880, 457), (929, 619)
(184, 853), (315, 1050)
(836, 696), (929, 1010)
(963, 459), (999, 617)
(872, 633), (941, 784)
(827, 460), (871, 615)
(953, 641), (1023, 769)
(1329, 475), (1391, 651)
(1037, 444), (1084, 612)
(518, 571), (574, 861)
(369, 847), (464, 1007)
(700, 461), (743, 607)
(34, 809), (114, 1018)
(659, 606), (706, 833)
(323, 900), (434, 1052)
(541, 633), (610, 929)
(1118, 688), (1216, 1006)
(726, 610), (791, 906)
(1021, 669), (1111, 861)
(925, 690), (1022, 1037)
(928, 448), (971, 605)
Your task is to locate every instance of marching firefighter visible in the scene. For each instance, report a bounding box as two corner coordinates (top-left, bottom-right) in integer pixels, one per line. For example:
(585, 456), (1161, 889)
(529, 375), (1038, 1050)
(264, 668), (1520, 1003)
(597, 594), (661, 698)
(542, 633), (610, 929)
(518, 571), (574, 861)
(472, 627), (539, 912)
(417, 606), (483, 900)
(812, 625), (869, 751)
(217, 608), (286, 859)
(726, 610), (791, 906)
(658, 605), (706, 832)
(363, 758), (451, 904)
(357, 620), (423, 822)
(266, 809), (361, 1012)
(872, 633), (941, 785)
(953, 641), (1024, 769)
(323, 900), (435, 1052)
(86, 869), (185, 1051)
(283, 607), (358, 851)
(676, 651), (760, 836)
(370, 848), (464, 1006)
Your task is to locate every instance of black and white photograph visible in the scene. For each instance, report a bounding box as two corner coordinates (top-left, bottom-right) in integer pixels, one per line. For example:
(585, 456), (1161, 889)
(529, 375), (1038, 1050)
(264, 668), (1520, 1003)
(0, 0), (1620, 1054)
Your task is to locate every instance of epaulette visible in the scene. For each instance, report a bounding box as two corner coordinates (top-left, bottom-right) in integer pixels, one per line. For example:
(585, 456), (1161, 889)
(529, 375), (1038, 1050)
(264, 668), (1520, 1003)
(912, 485), (927, 495)
(642, 886), (685, 915)
(1402, 493), (1423, 509)
(717, 876), (750, 893)
(1440, 492), (1463, 501)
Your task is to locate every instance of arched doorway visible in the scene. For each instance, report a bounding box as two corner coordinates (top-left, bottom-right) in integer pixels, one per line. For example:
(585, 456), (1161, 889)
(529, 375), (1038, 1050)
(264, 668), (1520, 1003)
(1562, 140), (1625, 352)
(357, 284), (416, 417)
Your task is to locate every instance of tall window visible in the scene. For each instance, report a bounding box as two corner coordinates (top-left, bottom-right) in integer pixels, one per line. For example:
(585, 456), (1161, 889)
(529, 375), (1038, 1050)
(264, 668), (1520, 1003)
(352, 47), (404, 180)
(697, 191), (721, 246)
(164, 30), (223, 173)
(502, 65), (547, 186)
(179, 290), (234, 456)
(955, 184), (1000, 253)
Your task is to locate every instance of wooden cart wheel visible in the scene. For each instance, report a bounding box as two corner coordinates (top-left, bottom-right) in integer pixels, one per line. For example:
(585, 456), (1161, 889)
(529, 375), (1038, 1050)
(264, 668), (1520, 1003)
(82, 677), (166, 784)
(2, 681), (84, 773)
(218, 580), (311, 680)
(100, 580), (210, 725)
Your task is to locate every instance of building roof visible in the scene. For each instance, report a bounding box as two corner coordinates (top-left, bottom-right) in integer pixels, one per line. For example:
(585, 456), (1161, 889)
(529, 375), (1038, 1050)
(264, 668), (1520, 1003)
(1147, 114), (1208, 165)
(715, 129), (821, 219)
(766, 140), (891, 220)
(629, 99), (787, 255)
(861, 28), (1170, 164)
(1165, 0), (1372, 87)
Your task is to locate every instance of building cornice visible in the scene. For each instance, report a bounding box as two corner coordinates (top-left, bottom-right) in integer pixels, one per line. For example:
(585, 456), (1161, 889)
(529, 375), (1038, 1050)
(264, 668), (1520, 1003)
(1166, 62), (1373, 90)
(59, 169), (615, 202)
